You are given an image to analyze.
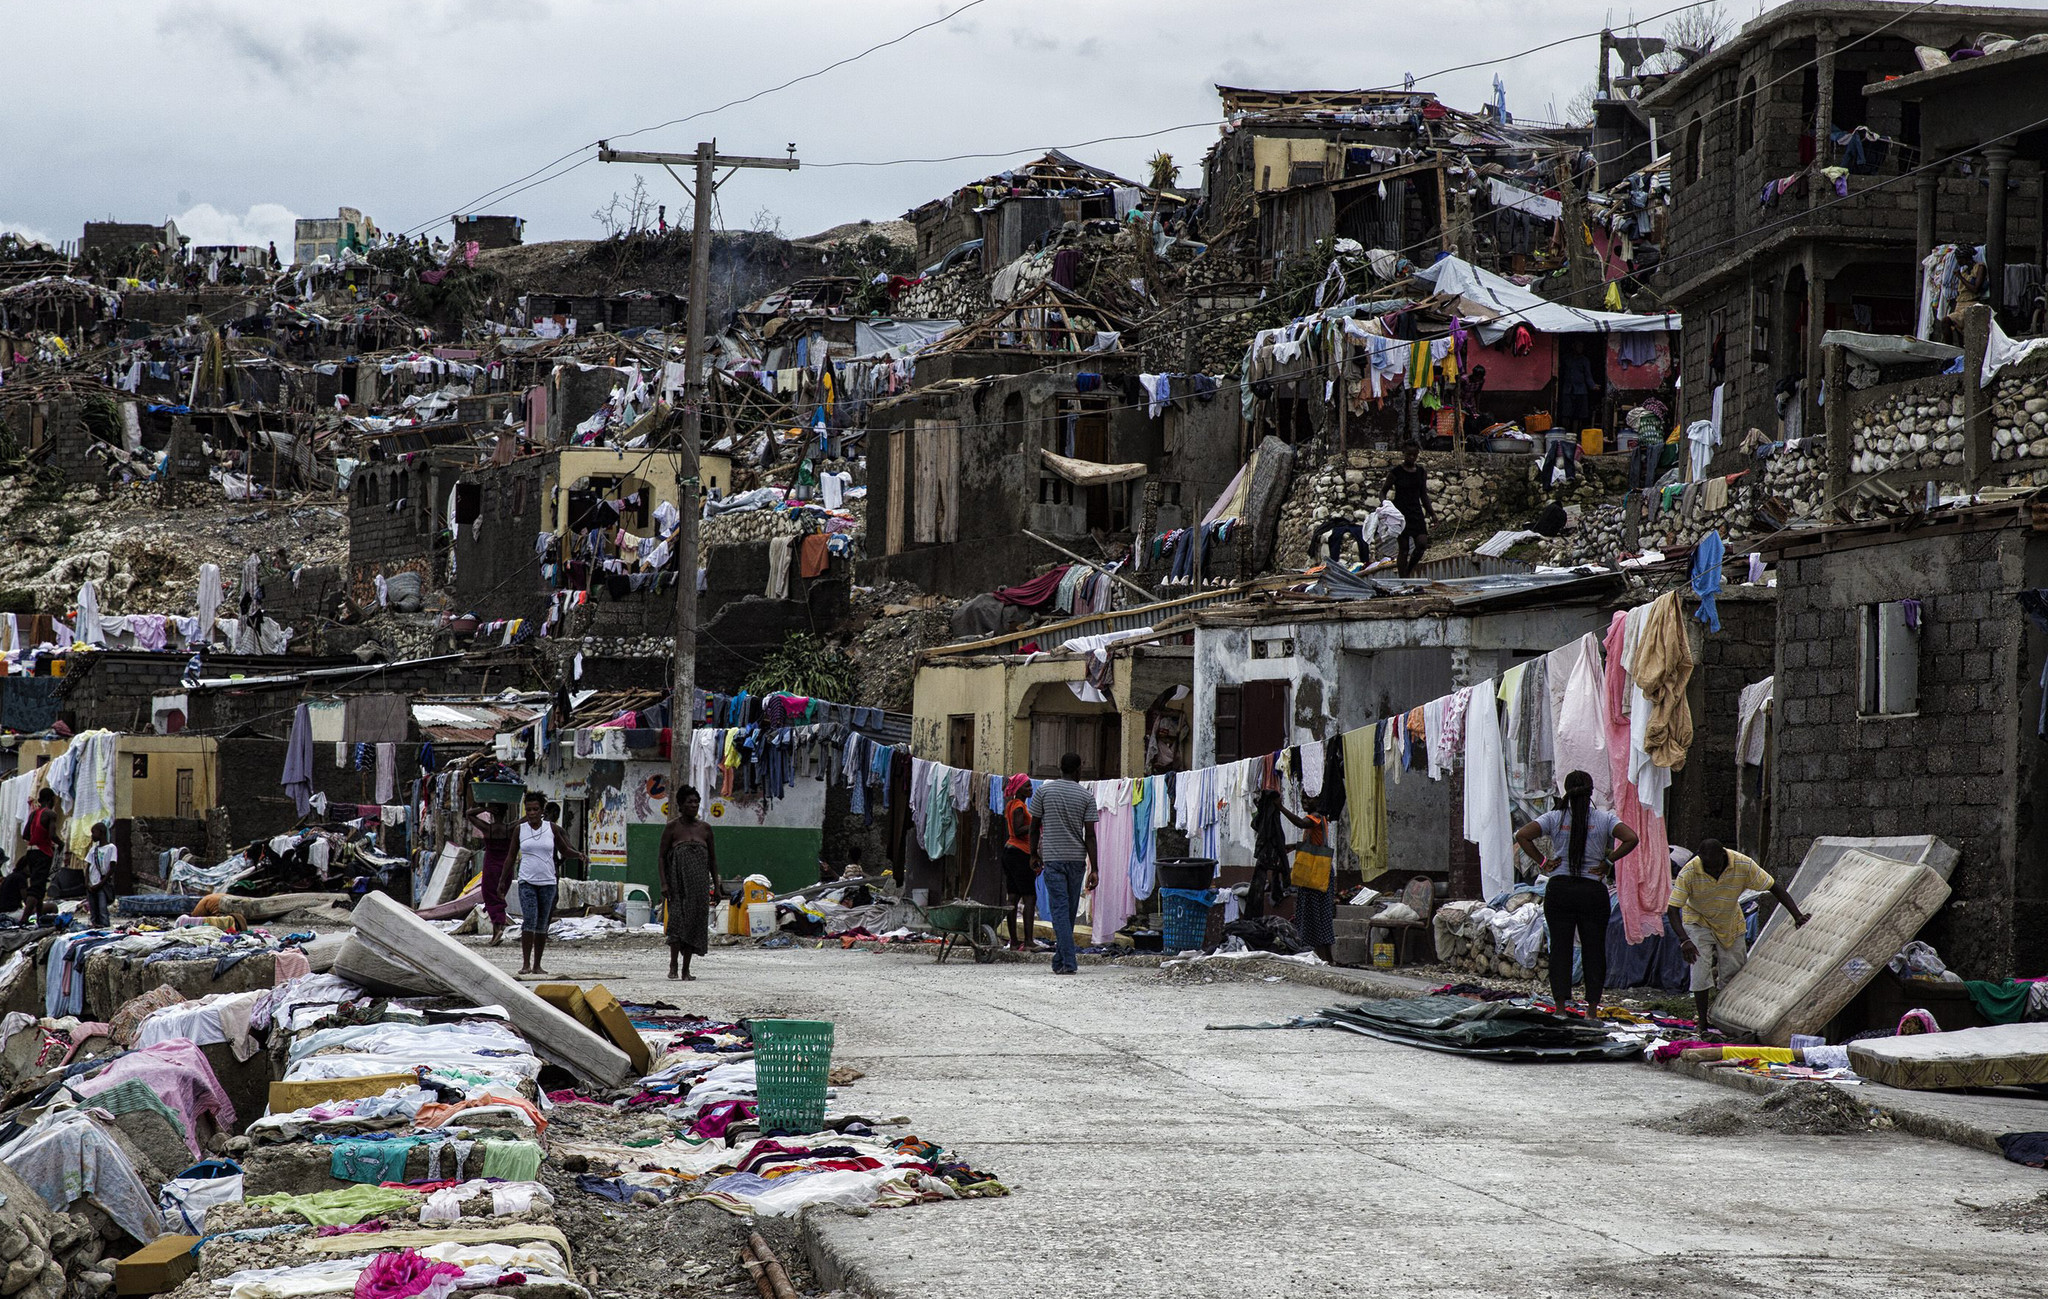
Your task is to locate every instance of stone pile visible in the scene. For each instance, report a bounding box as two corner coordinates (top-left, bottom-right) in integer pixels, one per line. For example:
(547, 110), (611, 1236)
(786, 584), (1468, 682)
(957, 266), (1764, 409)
(1431, 898), (1551, 982)
(0, 1164), (111, 1299)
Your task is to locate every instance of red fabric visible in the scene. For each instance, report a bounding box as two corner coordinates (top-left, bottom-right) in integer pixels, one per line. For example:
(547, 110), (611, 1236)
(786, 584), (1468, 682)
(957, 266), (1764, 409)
(993, 566), (1069, 609)
(1479, 329), (1556, 392)
(1606, 334), (1671, 391)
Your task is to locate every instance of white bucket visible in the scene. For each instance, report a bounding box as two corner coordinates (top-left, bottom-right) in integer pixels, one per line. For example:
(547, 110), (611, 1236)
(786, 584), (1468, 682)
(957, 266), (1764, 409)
(621, 885), (652, 929)
(910, 888), (930, 908)
(747, 902), (779, 936)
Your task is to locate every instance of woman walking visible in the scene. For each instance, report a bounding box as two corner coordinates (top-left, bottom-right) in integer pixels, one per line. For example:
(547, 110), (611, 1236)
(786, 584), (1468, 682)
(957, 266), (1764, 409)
(658, 784), (717, 980)
(1512, 769), (1638, 1013)
(465, 798), (516, 945)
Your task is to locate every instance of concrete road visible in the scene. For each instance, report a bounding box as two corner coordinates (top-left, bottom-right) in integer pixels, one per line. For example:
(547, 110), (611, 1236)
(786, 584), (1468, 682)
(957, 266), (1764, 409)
(498, 940), (2048, 1298)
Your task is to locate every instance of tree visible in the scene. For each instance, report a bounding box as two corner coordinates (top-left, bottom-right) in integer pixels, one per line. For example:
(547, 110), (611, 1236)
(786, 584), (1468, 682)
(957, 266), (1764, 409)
(591, 175), (656, 238)
(1148, 151), (1181, 190)
(1643, 4), (1732, 74)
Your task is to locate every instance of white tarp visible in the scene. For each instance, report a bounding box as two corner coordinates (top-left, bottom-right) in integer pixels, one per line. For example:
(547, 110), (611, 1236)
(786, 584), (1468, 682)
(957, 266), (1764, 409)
(1821, 329), (1962, 365)
(1487, 179), (1562, 222)
(853, 318), (959, 358)
(1412, 255), (1680, 343)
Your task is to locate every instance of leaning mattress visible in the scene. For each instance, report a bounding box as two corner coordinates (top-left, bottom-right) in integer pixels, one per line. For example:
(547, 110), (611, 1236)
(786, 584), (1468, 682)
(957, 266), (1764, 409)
(1711, 850), (1950, 1046)
(1849, 1023), (2048, 1090)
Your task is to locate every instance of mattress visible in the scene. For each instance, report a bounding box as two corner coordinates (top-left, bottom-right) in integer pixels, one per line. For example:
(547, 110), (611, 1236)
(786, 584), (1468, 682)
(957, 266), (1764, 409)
(1711, 849), (1950, 1046)
(1755, 835), (1957, 950)
(1848, 1022), (2048, 1090)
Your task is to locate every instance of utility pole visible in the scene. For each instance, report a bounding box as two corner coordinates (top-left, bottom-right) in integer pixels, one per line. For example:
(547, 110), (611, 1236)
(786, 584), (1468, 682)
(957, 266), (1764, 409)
(598, 141), (799, 797)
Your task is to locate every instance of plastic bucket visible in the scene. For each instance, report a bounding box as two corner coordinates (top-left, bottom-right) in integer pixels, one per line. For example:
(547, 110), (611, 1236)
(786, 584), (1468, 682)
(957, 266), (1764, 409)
(747, 902), (778, 936)
(753, 1019), (835, 1134)
(621, 885), (652, 929)
(909, 888), (930, 908)
(1580, 427), (1605, 456)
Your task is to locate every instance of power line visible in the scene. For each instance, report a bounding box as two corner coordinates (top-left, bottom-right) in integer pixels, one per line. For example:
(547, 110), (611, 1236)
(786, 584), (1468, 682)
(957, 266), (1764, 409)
(397, 0), (992, 238)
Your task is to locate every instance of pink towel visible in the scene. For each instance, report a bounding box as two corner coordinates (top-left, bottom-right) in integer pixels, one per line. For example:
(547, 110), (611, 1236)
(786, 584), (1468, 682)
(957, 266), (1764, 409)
(1602, 612), (1670, 944)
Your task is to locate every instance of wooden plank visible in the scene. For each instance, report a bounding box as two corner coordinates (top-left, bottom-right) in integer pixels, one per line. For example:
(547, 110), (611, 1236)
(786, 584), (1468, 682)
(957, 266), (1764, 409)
(350, 891), (633, 1088)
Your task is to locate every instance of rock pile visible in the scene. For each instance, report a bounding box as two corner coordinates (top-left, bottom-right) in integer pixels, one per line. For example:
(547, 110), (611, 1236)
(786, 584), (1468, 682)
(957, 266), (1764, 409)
(1991, 370), (2048, 464)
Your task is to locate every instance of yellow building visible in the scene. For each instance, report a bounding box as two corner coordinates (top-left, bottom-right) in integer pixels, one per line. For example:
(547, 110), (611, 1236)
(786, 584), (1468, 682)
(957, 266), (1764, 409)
(910, 645), (1192, 780)
(15, 735), (219, 819)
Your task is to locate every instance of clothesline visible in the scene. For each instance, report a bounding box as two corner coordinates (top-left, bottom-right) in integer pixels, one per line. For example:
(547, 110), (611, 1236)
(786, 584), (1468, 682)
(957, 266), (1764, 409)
(681, 590), (1714, 949)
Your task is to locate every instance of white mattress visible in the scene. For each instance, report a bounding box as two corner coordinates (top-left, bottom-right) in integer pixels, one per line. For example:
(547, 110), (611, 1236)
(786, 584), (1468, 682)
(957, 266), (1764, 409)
(1711, 849), (1950, 1046)
(1849, 1022), (2048, 1090)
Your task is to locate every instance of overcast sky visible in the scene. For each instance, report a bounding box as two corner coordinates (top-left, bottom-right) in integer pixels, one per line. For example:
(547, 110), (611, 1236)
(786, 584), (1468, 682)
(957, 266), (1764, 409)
(8, 0), (2042, 254)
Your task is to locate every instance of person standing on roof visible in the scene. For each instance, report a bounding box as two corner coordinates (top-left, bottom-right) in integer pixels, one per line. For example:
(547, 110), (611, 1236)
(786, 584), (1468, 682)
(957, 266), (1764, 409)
(1029, 753), (1098, 976)
(1382, 443), (1437, 577)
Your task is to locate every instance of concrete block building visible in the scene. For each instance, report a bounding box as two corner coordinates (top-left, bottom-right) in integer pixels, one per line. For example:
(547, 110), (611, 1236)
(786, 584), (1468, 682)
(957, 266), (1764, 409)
(1642, 2), (2048, 459)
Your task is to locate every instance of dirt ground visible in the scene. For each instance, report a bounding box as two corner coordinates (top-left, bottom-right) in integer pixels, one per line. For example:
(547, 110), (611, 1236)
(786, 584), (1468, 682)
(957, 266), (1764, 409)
(1645, 1081), (1898, 1138)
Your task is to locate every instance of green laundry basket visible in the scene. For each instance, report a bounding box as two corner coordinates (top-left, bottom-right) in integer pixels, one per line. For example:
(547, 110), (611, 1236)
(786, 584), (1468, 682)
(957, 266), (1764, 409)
(752, 1019), (835, 1134)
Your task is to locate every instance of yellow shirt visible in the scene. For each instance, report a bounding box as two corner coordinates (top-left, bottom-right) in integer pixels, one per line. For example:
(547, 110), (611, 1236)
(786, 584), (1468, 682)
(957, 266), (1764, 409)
(1667, 851), (1773, 948)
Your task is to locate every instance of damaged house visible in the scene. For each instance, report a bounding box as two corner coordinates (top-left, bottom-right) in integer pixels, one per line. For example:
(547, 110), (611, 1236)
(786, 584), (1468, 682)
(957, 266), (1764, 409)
(1643, 1), (2048, 453)
(862, 283), (1242, 599)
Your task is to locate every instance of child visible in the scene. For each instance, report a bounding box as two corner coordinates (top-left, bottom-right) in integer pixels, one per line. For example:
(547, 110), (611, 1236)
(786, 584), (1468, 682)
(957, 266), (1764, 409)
(85, 822), (117, 929)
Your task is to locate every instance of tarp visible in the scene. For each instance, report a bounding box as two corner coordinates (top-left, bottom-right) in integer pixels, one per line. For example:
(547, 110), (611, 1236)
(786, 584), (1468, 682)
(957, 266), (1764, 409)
(1040, 448), (1147, 486)
(1412, 255), (1680, 343)
(852, 318), (960, 358)
(1821, 329), (1962, 365)
(1487, 178), (1562, 222)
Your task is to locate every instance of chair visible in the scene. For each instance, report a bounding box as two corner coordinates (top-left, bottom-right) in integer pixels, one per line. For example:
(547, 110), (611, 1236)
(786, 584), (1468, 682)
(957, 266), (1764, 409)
(1371, 874), (1439, 966)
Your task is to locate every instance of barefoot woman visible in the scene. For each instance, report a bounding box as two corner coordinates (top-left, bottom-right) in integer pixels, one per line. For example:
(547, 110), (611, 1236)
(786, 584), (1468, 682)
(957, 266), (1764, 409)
(658, 785), (717, 980)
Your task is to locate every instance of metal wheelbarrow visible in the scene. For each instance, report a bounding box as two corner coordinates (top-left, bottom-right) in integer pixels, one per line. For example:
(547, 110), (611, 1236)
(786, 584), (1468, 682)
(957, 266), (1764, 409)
(924, 900), (1007, 964)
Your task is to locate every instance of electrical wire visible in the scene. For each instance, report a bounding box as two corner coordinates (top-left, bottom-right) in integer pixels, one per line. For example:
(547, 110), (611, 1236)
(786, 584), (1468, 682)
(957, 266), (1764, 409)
(396, 0), (992, 237)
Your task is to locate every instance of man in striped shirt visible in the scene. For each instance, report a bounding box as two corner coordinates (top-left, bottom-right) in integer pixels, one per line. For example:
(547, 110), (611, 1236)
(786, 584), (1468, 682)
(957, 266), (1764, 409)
(1029, 752), (1098, 976)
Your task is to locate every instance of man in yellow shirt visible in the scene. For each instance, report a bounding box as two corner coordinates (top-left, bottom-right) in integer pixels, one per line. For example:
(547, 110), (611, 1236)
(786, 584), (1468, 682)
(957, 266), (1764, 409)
(1668, 839), (1809, 1026)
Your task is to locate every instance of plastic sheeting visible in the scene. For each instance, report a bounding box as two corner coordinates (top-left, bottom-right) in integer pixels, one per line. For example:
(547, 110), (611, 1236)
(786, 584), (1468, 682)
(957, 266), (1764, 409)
(1412, 255), (1680, 343)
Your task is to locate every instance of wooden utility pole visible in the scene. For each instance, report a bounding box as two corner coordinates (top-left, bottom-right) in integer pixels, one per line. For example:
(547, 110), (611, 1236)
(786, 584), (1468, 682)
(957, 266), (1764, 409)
(598, 141), (799, 795)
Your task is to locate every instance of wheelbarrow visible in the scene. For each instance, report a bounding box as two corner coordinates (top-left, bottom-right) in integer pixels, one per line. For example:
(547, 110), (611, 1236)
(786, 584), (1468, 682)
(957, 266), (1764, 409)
(924, 900), (1007, 964)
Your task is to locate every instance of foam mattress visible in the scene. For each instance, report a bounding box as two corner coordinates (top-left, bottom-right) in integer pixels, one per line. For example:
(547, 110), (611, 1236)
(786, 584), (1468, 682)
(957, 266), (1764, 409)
(1711, 849), (1950, 1046)
(1849, 1022), (2048, 1090)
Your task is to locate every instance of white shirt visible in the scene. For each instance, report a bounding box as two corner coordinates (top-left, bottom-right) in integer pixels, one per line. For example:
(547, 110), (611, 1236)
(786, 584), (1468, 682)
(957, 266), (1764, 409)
(515, 820), (558, 886)
(85, 843), (117, 887)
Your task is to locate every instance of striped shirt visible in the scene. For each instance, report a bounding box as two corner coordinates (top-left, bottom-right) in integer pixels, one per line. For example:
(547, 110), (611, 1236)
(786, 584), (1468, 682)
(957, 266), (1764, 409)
(1668, 851), (1773, 948)
(1028, 779), (1097, 862)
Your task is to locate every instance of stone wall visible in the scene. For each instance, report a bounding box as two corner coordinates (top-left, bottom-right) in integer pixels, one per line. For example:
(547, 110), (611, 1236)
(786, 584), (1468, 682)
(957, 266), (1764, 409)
(1275, 448), (1614, 569)
(1990, 362), (2048, 469)
(1849, 379), (1967, 477)
(894, 266), (990, 322)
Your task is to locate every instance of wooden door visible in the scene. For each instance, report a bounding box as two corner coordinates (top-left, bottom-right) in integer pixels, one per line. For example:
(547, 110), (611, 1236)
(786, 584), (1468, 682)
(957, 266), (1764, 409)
(887, 429), (908, 554)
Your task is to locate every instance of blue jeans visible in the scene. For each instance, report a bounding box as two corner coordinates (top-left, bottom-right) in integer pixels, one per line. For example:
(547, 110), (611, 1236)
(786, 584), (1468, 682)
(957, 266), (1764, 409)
(1325, 522), (1369, 565)
(1042, 859), (1086, 972)
(519, 881), (558, 935)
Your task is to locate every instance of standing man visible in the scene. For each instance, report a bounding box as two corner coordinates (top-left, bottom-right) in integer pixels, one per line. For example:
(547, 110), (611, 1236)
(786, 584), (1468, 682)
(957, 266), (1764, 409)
(1668, 839), (1809, 1027)
(3, 789), (63, 920)
(515, 790), (583, 978)
(1382, 443), (1437, 577)
(657, 785), (717, 981)
(1028, 753), (1098, 976)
